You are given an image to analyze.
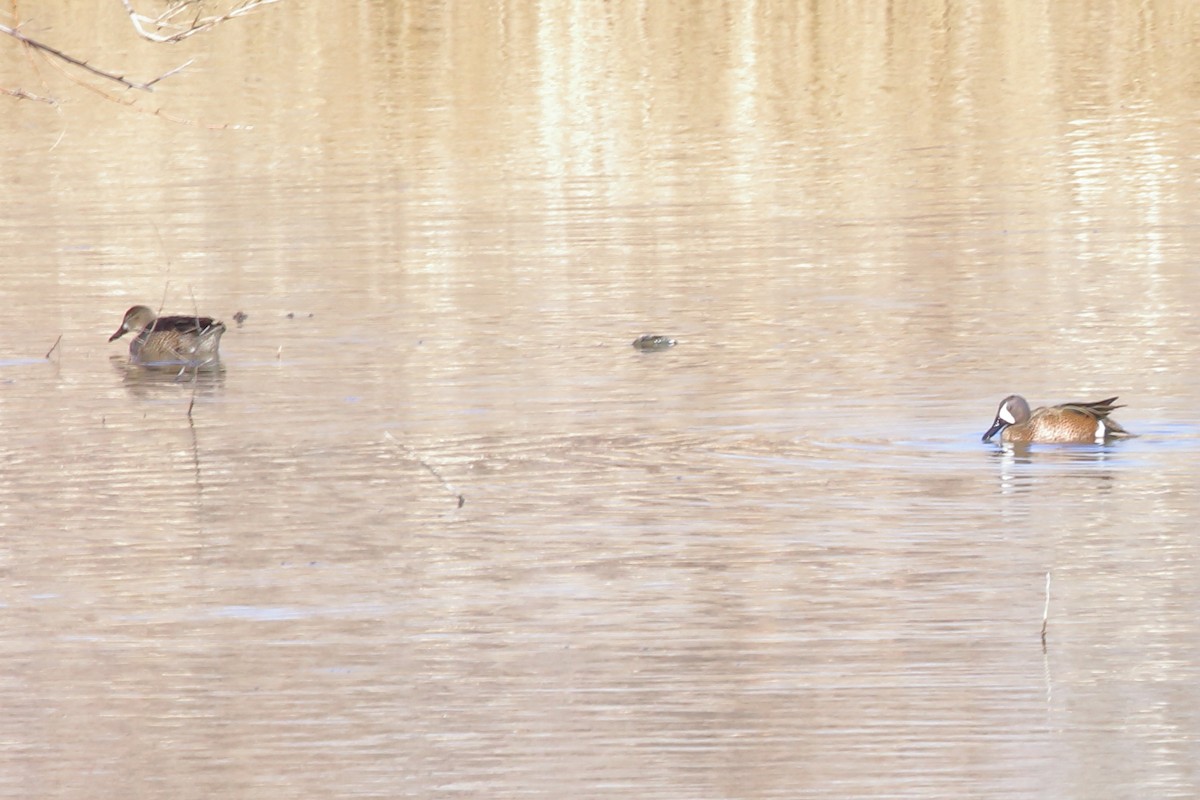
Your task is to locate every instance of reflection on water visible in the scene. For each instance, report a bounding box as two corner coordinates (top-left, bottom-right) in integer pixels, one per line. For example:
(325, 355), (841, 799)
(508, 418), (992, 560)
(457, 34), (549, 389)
(1, 0), (1199, 798)
(988, 442), (1124, 496)
(114, 358), (227, 387)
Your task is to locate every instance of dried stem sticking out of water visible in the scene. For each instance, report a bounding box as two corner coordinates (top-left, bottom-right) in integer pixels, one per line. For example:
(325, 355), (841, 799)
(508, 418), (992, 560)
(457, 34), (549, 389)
(45, 335), (63, 360)
(1041, 571), (1051, 648)
(384, 432), (465, 508)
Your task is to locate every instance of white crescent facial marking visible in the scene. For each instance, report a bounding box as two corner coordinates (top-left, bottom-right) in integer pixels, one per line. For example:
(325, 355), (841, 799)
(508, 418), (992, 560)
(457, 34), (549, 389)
(999, 405), (1016, 425)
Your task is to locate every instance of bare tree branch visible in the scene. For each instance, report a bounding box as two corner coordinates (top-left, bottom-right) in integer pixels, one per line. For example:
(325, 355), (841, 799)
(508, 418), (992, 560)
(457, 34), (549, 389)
(18, 30), (248, 130)
(1, 1), (283, 124)
(120, 0), (282, 43)
(0, 22), (188, 91)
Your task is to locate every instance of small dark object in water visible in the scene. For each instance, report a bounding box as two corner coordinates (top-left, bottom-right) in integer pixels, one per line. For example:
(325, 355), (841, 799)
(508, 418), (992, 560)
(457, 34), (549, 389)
(232, 311), (248, 326)
(632, 334), (677, 351)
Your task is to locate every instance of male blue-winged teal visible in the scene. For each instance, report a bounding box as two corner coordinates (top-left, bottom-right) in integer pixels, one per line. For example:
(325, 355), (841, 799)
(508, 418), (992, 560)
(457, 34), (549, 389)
(109, 305), (226, 367)
(982, 395), (1130, 444)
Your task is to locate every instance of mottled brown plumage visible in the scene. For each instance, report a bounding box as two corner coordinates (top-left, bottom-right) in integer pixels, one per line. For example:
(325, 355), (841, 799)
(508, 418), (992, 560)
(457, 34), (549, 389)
(983, 395), (1130, 444)
(109, 305), (226, 367)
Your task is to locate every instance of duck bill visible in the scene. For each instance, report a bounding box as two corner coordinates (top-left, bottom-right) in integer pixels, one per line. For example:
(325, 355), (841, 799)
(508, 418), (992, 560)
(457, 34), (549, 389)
(109, 326), (128, 342)
(982, 419), (1007, 442)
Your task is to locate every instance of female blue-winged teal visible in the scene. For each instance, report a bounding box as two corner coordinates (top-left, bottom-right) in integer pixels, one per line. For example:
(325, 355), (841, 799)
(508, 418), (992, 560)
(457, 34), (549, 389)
(109, 305), (226, 367)
(982, 395), (1130, 444)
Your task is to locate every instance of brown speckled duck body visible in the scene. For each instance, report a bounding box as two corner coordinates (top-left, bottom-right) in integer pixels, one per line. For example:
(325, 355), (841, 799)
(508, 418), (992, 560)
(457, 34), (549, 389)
(982, 395), (1131, 444)
(110, 305), (226, 367)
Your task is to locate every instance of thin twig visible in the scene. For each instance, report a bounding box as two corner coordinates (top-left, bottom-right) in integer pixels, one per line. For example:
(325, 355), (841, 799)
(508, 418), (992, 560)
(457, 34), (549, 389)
(1041, 571), (1051, 648)
(1, 86), (57, 104)
(44, 335), (63, 360)
(384, 432), (465, 507)
(143, 59), (195, 89)
(120, 0), (282, 44)
(0, 23), (187, 91)
(155, 279), (173, 318)
(30, 48), (243, 130)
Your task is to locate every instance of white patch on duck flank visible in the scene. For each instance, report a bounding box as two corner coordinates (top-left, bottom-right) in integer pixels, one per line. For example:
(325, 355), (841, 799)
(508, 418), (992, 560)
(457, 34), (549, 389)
(1096, 419), (1107, 443)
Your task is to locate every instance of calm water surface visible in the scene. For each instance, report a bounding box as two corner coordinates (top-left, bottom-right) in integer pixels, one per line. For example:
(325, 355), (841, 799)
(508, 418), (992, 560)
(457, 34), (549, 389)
(2, 1), (1200, 798)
